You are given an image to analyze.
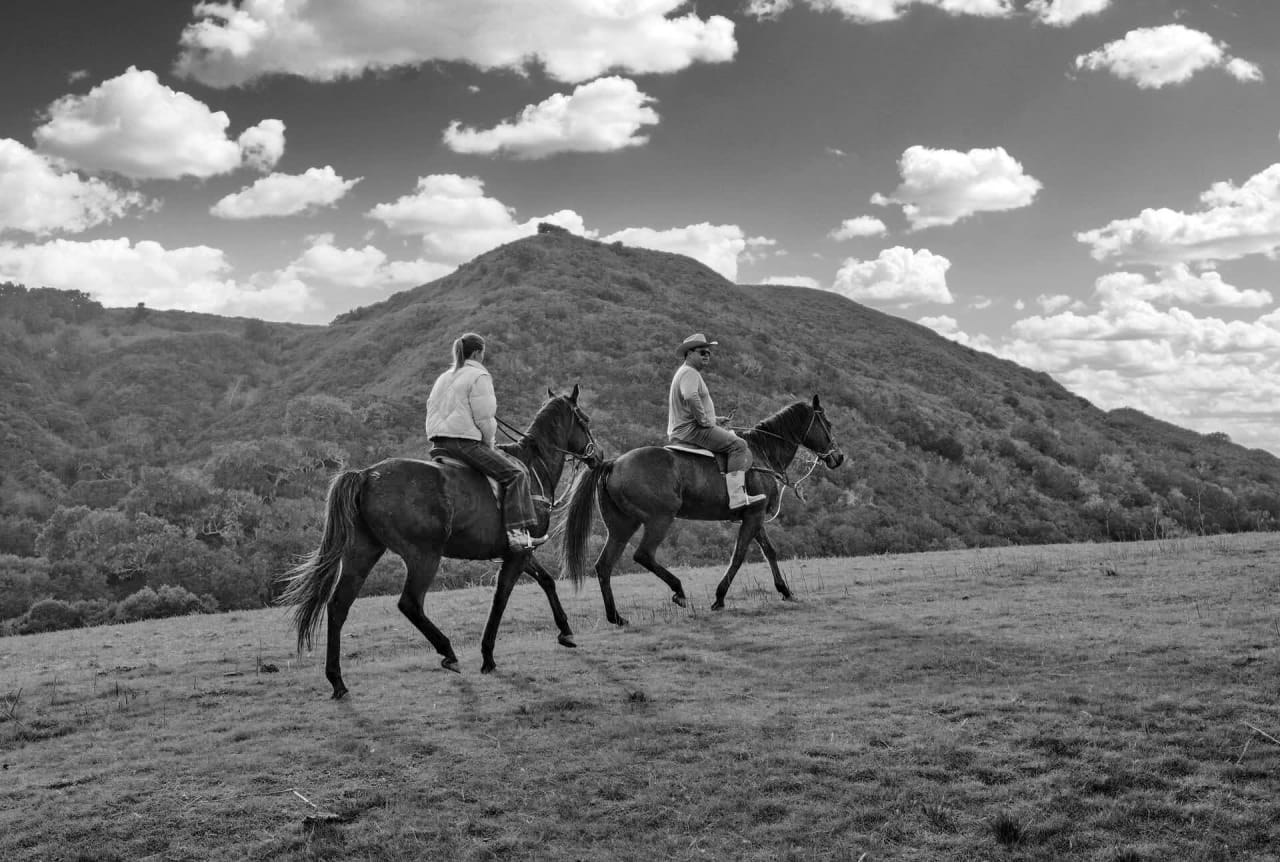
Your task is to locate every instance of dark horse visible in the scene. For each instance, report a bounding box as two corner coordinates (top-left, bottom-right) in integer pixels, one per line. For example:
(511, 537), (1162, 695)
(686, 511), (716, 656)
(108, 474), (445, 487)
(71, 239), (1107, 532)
(278, 386), (598, 698)
(561, 395), (843, 624)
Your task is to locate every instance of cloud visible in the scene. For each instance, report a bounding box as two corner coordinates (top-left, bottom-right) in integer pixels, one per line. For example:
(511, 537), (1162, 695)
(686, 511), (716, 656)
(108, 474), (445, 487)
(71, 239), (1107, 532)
(211, 167), (361, 219)
(367, 174), (589, 263)
(1026, 0), (1110, 27)
(926, 274), (1280, 451)
(238, 118), (287, 171)
(1077, 163), (1280, 265)
(762, 275), (822, 289)
(831, 246), (953, 306)
(601, 224), (771, 282)
(0, 139), (150, 235)
(281, 234), (454, 290)
(443, 77), (659, 159)
(829, 216), (887, 240)
(872, 145), (1041, 229)
(0, 237), (312, 319)
(175, 0), (735, 87)
(1094, 266), (1272, 309)
(1074, 24), (1263, 88)
(747, 0), (1013, 24)
(33, 67), (284, 180)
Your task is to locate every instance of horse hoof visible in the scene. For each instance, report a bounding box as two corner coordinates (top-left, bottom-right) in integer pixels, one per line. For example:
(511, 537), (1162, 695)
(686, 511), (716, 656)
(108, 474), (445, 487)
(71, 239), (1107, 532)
(711, 600), (725, 611)
(610, 615), (630, 627)
(481, 661), (496, 674)
(441, 657), (460, 674)
(781, 594), (797, 603)
(672, 595), (687, 608)
(557, 634), (577, 648)
(330, 686), (348, 700)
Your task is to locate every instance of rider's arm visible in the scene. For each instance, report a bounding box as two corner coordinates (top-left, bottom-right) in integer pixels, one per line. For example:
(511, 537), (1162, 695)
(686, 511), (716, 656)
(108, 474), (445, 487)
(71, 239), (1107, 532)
(469, 373), (499, 446)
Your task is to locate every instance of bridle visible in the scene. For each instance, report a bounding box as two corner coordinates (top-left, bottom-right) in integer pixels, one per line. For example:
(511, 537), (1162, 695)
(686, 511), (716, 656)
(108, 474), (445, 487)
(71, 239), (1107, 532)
(495, 397), (600, 508)
(736, 405), (841, 508)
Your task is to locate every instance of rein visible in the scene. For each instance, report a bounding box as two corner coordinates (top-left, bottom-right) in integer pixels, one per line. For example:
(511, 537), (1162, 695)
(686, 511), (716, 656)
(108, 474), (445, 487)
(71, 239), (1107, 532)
(733, 407), (838, 507)
(495, 402), (599, 509)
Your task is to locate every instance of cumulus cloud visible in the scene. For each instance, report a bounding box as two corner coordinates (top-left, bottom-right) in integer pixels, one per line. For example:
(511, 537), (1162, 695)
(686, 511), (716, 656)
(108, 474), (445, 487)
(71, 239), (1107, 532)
(367, 174), (589, 263)
(175, 0), (735, 87)
(871, 145), (1041, 230)
(1026, 0), (1110, 27)
(281, 234), (454, 290)
(443, 77), (659, 159)
(601, 224), (772, 282)
(829, 216), (887, 240)
(1077, 163), (1280, 265)
(33, 67), (284, 180)
(1094, 265), (1272, 309)
(0, 139), (149, 235)
(211, 167), (361, 219)
(924, 272), (1280, 451)
(0, 237), (312, 319)
(746, 0), (1013, 23)
(762, 275), (822, 289)
(1074, 24), (1262, 88)
(830, 246), (953, 306)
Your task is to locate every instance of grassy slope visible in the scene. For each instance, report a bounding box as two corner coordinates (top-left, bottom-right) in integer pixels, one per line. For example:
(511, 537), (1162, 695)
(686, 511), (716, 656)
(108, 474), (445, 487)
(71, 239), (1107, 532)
(3, 534), (1279, 861)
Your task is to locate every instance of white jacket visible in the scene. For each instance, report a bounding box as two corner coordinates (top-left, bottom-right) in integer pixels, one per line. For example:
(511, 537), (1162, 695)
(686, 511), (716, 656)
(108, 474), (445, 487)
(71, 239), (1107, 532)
(424, 360), (498, 444)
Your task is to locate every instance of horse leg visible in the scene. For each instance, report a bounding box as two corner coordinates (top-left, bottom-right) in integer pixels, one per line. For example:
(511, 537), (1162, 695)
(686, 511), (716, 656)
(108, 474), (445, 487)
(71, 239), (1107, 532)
(711, 518), (761, 611)
(632, 515), (687, 608)
(754, 526), (794, 601)
(396, 548), (459, 673)
(595, 524), (638, 626)
(326, 539), (384, 700)
(480, 554), (531, 674)
(522, 554), (576, 648)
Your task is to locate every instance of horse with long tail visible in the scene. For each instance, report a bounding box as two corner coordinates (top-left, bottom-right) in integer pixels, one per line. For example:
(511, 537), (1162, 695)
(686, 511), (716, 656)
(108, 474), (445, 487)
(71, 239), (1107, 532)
(561, 395), (843, 624)
(278, 386), (599, 698)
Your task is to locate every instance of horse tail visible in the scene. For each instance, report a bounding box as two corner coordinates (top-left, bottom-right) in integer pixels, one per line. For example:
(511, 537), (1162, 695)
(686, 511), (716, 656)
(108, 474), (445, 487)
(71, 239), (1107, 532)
(561, 460), (614, 588)
(276, 470), (364, 653)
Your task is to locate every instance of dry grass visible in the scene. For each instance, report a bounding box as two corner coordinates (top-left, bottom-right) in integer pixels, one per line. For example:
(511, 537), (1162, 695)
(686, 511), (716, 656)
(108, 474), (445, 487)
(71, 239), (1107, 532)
(3, 533), (1280, 861)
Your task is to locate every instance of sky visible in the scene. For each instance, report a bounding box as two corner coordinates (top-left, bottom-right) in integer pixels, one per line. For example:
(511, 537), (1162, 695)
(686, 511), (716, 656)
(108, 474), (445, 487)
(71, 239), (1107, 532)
(3, 1), (1280, 454)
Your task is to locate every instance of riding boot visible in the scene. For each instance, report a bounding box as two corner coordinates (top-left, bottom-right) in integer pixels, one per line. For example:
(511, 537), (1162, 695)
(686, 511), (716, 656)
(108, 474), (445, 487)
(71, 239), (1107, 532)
(725, 471), (766, 509)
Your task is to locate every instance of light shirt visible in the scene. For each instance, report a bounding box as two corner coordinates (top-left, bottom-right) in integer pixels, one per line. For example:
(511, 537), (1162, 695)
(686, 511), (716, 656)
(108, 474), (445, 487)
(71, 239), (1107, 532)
(424, 359), (498, 444)
(668, 363), (715, 438)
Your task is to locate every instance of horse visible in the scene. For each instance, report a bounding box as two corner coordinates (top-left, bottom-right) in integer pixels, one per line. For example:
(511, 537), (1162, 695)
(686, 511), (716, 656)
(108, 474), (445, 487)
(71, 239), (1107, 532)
(561, 395), (844, 624)
(277, 386), (599, 698)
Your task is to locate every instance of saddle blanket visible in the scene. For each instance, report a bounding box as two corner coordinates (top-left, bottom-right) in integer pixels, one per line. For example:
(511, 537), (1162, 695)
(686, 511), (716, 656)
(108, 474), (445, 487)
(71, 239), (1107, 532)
(431, 455), (502, 498)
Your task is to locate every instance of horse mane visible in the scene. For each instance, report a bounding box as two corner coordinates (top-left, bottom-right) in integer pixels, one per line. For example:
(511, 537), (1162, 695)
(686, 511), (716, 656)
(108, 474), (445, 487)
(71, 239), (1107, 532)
(753, 401), (811, 438)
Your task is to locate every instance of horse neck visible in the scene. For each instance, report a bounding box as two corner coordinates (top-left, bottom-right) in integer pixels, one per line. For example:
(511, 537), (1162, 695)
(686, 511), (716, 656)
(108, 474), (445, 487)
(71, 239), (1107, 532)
(745, 427), (800, 473)
(510, 416), (570, 489)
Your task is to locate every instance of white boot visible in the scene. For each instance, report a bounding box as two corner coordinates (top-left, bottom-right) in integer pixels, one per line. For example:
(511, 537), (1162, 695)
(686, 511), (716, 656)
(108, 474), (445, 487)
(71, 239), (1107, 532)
(725, 471), (766, 509)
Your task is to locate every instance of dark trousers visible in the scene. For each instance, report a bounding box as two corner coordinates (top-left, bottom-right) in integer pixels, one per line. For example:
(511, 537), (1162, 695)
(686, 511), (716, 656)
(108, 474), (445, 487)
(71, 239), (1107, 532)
(430, 437), (537, 531)
(671, 424), (753, 473)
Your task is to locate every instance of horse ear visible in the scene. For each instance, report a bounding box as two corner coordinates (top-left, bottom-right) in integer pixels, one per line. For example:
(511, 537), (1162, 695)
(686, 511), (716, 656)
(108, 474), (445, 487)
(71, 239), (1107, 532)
(570, 383), (580, 403)
(812, 394), (822, 410)
(548, 387), (556, 399)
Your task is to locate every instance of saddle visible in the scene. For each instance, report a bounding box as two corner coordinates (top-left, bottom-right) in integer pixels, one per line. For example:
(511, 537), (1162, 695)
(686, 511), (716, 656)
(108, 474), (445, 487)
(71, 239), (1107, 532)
(664, 443), (730, 472)
(430, 452), (502, 500)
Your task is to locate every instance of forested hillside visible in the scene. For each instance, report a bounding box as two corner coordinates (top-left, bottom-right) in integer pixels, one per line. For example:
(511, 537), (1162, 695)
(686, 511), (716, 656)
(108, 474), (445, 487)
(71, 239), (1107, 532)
(4, 229), (1279, 633)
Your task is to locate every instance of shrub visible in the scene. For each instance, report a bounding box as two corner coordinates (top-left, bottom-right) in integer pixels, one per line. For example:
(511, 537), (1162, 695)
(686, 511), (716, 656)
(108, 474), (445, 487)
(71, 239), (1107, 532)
(17, 598), (83, 634)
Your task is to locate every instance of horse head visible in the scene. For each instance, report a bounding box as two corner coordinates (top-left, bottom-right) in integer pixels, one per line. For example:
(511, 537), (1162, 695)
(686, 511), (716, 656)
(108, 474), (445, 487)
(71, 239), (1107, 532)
(804, 394), (845, 469)
(547, 384), (602, 468)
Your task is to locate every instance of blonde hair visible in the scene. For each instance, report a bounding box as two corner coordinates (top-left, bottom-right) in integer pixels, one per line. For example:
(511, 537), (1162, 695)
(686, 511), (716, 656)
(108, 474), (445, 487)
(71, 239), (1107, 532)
(451, 332), (485, 370)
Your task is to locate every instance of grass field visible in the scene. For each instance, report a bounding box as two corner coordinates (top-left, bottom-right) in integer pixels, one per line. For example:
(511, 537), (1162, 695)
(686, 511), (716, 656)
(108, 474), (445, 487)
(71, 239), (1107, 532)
(3, 533), (1279, 861)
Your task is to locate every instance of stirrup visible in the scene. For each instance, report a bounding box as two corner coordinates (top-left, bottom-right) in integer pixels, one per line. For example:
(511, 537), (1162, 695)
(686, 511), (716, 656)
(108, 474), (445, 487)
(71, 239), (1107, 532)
(507, 529), (541, 552)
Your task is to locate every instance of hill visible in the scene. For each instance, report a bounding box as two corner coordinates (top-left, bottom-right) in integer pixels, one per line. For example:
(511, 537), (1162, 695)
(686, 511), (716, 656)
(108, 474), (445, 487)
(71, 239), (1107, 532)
(2, 230), (1279, 629)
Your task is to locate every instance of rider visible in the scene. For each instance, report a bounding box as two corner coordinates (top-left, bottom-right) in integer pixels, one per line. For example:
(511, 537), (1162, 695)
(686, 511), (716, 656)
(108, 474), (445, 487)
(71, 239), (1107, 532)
(425, 332), (544, 553)
(668, 333), (767, 510)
